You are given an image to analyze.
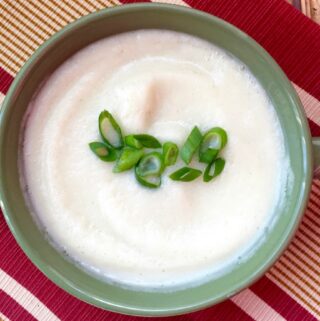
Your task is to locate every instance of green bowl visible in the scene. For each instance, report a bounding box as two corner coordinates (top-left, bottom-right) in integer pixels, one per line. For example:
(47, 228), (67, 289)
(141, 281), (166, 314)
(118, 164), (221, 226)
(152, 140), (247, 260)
(0, 3), (319, 317)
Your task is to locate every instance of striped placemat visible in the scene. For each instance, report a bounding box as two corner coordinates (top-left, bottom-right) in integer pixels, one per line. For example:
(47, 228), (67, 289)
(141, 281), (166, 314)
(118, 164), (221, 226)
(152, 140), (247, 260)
(0, 1), (320, 320)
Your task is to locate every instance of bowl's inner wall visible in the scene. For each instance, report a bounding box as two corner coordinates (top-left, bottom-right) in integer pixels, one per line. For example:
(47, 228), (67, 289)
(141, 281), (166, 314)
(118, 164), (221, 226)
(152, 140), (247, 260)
(0, 5), (310, 315)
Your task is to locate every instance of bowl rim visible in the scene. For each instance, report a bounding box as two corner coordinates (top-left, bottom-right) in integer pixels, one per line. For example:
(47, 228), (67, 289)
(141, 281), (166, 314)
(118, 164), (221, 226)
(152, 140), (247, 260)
(0, 3), (313, 316)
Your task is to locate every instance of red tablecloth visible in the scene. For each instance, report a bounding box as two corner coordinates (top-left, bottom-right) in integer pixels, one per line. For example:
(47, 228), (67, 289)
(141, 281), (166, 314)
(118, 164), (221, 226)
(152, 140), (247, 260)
(0, 0), (319, 320)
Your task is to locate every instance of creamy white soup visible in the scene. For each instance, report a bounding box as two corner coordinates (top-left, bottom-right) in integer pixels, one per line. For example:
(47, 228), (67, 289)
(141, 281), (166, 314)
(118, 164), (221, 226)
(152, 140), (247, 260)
(20, 30), (288, 289)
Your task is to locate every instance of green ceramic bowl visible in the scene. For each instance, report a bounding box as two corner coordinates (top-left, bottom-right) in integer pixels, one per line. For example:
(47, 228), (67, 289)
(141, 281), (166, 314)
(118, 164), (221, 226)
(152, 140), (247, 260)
(0, 3), (319, 317)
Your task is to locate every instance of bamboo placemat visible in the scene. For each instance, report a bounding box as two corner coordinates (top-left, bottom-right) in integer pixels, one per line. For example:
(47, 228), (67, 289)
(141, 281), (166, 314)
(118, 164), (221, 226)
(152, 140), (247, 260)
(287, 0), (320, 24)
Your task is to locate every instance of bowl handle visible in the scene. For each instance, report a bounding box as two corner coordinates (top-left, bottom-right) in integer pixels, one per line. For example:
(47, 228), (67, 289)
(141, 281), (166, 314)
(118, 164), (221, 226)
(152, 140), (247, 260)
(313, 137), (320, 178)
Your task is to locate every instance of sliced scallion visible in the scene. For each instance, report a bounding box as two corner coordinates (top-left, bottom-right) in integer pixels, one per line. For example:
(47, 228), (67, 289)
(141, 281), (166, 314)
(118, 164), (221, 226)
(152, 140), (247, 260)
(203, 158), (225, 182)
(199, 149), (218, 164)
(131, 134), (161, 148)
(113, 147), (144, 173)
(169, 167), (202, 182)
(89, 142), (118, 162)
(181, 126), (202, 164)
(135, 152), (163, 188)
(199, 127), (227, 163)
(136, 152), (163, 177)
(99, 110), (123, 149)
(135, 171), (161, 189)
(163, 142), (179, 167)
(125, 135), (143, 149)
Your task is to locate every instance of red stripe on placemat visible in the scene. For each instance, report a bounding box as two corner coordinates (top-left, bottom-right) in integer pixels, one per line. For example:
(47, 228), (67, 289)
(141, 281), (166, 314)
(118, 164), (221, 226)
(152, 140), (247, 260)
(0, 67), (14, 95)
(0, 290), (37, 321)
(185, 0), (320, 101)
(250, 276), (318, 321)
(0, 213), (254, 321)
(309, 119), (320, 136)
(164, 300), (254, 321)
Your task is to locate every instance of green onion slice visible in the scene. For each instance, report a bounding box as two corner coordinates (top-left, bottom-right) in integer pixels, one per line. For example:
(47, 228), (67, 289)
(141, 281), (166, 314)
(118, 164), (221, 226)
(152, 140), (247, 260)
(113, 147), (144, 173)
(181, 126), (202, 164)
(131, 134), (161, 148)
(135, 171), (161, 189)
(163, 142), (179, 167)
(135, 152), (163, 188)
(199, 149), (218, 164)
(169, 167), (202, 182)
(136, 152), (163, 177)
(99, 110), (123, 149)
(203, 158), (225, 182)
(89, 142), (118, 162)
(199, 127), (227, 163)
(125, 135), (143, 149)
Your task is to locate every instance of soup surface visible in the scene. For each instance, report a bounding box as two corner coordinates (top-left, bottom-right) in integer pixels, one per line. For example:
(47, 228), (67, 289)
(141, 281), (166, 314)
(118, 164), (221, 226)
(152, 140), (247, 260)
(21, 30), (287, 289)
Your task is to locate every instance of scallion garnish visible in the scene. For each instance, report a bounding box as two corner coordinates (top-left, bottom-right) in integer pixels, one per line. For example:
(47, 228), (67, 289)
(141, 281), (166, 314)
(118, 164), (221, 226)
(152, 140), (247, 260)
(136, 152), (163, 177)
(90, 109), (228, 188)
(89, 142), (118, 162)
(180, 126), (202, 164)
(169, 167), (202, 182)
(113, 147), (144, 173)
(131, 134), (161, 148)
(135, 171), (161, 189)
(135, 152), (163, 188)
(199, 127), (227, 163)
(125, 135), (143, 149)
(163, 142), (179, 167)
(199, 149), (218, 164)
(99, 110), (123, 149)
(203, 158), (225, 182)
